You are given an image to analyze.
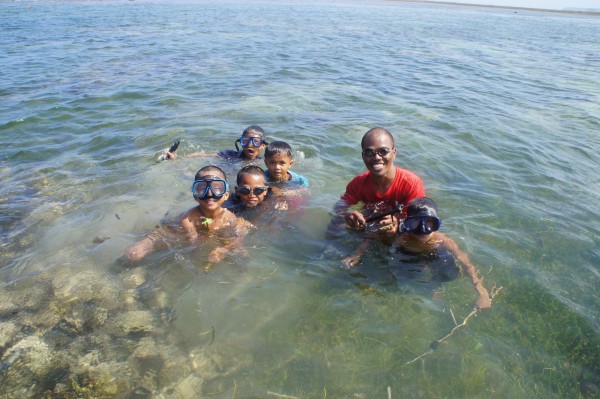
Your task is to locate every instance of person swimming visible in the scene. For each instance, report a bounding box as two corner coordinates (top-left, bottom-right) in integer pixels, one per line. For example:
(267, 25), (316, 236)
(158, 125), (268, 162)
(391, 197), (491, 310)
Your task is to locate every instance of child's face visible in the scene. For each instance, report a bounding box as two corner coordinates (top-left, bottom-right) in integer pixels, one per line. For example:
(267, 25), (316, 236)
(240, 133), (266, 160)
(235, 174), (269, 207)
(265, 153), (294, 182)
(193, 175), (230, 212)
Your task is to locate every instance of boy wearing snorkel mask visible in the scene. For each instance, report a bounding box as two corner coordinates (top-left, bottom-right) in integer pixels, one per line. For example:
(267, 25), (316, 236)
(124, 165), (250, 269)
(395, 197), (492, 310)
(342, 197), (491, 310)
(181, 165), (236, 238)
(160, 125), (267, 162)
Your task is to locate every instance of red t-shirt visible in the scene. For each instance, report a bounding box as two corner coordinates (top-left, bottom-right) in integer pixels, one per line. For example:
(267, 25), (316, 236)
(340, 167), (425, 209)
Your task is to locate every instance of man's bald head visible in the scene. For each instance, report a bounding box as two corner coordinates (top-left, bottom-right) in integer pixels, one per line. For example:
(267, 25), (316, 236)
(361, 127), (395, 148)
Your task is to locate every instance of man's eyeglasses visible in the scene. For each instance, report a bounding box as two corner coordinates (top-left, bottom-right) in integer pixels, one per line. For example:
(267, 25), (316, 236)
(237, 186), (269, 196)
(239, 136), (264, 147)
(191, 178), (229, 199)
(362, 147), (393, 158)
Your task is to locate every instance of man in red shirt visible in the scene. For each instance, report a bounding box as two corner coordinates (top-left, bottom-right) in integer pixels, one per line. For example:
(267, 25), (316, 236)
(333, 127), (426, 268)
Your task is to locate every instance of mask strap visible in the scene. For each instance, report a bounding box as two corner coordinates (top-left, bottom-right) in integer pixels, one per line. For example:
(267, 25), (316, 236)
(397, 221), (407, 235)
(235, 139), (241, 152)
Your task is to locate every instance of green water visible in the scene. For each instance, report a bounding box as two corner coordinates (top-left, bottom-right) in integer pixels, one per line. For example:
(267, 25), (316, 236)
(1, 1), (599, 397)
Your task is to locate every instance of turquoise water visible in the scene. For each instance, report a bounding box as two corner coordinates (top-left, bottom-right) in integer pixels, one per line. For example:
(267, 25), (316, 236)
(1, 1), (599, 397)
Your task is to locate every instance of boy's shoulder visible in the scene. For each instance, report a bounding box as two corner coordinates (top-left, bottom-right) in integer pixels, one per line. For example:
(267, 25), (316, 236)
(265, 170), (309, 187)
(288, 171), (309, 187)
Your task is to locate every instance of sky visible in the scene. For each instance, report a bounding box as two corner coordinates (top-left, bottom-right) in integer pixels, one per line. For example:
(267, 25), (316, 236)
(428, 0), (600, 10)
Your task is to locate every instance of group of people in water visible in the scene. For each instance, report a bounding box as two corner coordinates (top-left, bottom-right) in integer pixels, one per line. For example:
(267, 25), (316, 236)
(123, 125), (492, 310)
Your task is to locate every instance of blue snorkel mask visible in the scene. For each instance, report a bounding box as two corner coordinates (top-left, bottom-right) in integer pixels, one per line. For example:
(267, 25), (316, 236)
(191, 177), (229, 199)
(399, 199), (441, 235)
(234, 135), (268, 152)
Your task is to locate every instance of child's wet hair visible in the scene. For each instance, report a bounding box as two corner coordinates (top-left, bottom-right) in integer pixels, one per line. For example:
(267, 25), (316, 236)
(264, 141), (293, 159)
(406, 197), (439, 217)
(236, 165), (266, 185)
(242, 125), (265, 139)
(195, 165), (227, 180)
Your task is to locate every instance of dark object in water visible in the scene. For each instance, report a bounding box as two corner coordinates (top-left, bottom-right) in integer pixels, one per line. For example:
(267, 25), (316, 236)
(389, 246), (460, 284)
(364, 204), (402, 223)
(93, 235), (110, 244)
(168, 140), (180, 153)
(115, 213), (121, 220)
(156, 139), (181, 162)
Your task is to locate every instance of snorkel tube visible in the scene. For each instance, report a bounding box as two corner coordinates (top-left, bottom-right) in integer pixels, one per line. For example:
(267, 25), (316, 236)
(156, 139), (180, 162)
(362, 204), (404, 235)
(364, 204), (403, 224)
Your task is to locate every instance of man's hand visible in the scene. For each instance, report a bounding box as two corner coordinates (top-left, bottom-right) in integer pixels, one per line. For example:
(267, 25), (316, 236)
(345, 210), (366, 229)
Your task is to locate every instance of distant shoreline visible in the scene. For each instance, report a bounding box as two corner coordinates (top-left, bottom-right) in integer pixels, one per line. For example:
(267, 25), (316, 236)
(385, 0), (600, 16)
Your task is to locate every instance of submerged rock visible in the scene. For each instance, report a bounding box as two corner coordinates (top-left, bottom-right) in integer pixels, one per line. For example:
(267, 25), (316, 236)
(70, 360), (134, 397)
(0, 291), (19, 317)
(52, 269), (123, 312)
(0, 279), (51, 316)
(168, 374), (205, 399)
(2, 335), (53, 376)
(132, 337), (164, 374)
(0, 335), (66, 397)
(58, 303), (109, 335)
(123, 267), (147, 289)
(93, 234), (111, 244)
(53, 270), (106, 303)
(187, 345), (252, 381)
(0, 321), (20, 350)
(110, 310), (157, 336)
(17, 308), (60, 336)
(156, 350), (193, 391)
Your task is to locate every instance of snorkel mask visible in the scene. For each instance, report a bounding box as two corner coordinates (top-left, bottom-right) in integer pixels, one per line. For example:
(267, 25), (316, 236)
(399, 198), (441, 235)
(234, 126), (268, 152)
(235, 136), (267, 151)
(191, 177), (229, 199)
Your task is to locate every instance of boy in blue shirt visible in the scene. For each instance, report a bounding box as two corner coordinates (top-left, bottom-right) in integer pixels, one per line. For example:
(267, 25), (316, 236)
(264, 141), (308, 186)
(263, 141), (309, 209)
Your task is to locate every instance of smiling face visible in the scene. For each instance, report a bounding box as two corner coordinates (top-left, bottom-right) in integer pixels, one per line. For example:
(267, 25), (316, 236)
(194, 174), (230, 213)
(240, 132), (266, 160)
(265, 153), (294, 182)
(361, 130), (397, 178)
(235, 173), (269, 207)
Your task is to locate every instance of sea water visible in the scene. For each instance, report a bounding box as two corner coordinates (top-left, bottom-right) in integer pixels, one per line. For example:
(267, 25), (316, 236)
(1, 1), (599, 397)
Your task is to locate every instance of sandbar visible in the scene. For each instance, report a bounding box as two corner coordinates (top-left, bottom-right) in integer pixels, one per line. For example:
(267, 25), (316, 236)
(385, 0), (600, 16)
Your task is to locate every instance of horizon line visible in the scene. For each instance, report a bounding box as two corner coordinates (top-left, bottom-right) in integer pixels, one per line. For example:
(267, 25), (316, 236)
(385, 0), (600, 15)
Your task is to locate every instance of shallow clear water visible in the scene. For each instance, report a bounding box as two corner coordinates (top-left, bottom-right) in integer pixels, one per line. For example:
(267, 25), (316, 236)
(1, 1), (599, 397)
